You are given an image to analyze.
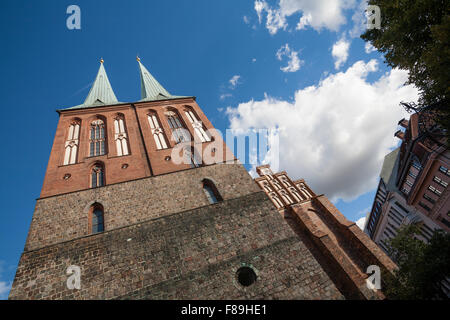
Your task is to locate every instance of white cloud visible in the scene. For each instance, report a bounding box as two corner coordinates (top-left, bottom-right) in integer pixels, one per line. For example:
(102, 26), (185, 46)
(255, 0), (266, 24)
(357, 206), (371, 216)
(252, 58), (257, 63)
(243, 15), (250, 24)
(226, 59), (419, 202)
(332, 36), (350, 69)
(276, 44), (303, 73)
(365, 42), (376, 54)
(0, 281), (11, 300)
(0, 261), (11, 300)
(356, 216), (366, 230)
(229, 75), (241, 89)
(220, 93), (232, 100)
(254, 0), (287, 34)
(255, 0), (358, 34)
(349, 0), (369, 38)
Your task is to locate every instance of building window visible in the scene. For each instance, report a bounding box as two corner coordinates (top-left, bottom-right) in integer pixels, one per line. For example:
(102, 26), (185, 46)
(408, 171), (417, 179)
(184, 107), (211, 142)
(439, 166), (449, 175)
(91, 164), (105, 188)
(90, 204), (104, 234)
(423, 193), (436, 204)
(203, 179), (223, 204)
(412, 161), (422, 170)
(236, 267), (257, 287)
(405, 179), (414, 187)
(433, 176), (448, 188)
(114, 115), (129, 156)
(428, 185), (442, 196)
(90, 119), (106, 156)
(165, 110), (190, 143)
(63, 120), (80, 165)
(441, 218), (450, 228)
(418, 201), (431, 212)
(148, 112), (168, 149)
(186, 147), (202, 168)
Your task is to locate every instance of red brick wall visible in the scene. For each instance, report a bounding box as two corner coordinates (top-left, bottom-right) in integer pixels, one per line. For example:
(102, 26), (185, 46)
(41, 98), (234, 198)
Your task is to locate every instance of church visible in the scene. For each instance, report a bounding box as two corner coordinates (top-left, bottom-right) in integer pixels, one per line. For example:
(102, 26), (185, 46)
(8, 58), (396, 300)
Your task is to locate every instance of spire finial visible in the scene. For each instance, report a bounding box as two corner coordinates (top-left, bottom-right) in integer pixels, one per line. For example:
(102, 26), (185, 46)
(100, 58), (104, 64)
(136, 56), (140, 62)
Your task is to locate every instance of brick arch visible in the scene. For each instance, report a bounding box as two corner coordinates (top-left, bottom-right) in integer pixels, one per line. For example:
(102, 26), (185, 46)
(86, 202), (106, 234)
(87, 115), (108, 156)
(88, 161), (106, 188)
(201, 178), (223, 203)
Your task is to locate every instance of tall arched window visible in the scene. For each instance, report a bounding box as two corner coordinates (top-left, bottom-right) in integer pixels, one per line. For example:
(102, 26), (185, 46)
(114, 114), (129, 156)
(165, 110), (190, 143)
(148, 111), (168, 149)
(63, 120), (80, 165)
(184, 107), (211, 142)
(91, 163), (105, 188)
(90, 203), (104, 234)
(186, 147), (202, 168)
(202, 179), (223, 204)
(90, 119), (106, 157)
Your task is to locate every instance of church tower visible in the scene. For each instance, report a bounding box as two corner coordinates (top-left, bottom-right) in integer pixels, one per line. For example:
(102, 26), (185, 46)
(9, 58), (395, 300)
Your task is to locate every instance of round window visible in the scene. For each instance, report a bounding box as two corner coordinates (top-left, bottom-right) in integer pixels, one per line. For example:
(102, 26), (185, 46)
(236, 267), (257, 287)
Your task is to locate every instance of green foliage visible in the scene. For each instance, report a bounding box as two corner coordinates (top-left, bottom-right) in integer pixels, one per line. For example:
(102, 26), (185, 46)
(383, 223), (450, 299)
(361, 0), (450, 135)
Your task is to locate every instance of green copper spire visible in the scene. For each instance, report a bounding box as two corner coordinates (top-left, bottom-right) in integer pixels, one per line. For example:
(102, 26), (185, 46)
(137, 57), (187, 101)
(83, 59), (118, 106)
(59, 59), (121, 111)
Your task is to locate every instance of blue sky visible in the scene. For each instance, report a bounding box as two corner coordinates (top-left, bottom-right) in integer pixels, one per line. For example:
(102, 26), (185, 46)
(0, 0), (419, 299)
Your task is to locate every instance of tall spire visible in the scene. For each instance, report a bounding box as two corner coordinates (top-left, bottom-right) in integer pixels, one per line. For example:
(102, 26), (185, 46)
(82, 59), (119, 106)
(137, 57), (184, 101)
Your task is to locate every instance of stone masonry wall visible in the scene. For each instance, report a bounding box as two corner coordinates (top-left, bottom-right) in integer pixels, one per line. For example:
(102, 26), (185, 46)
(9, 192), (343, 300)
(26, 163), (259, 251)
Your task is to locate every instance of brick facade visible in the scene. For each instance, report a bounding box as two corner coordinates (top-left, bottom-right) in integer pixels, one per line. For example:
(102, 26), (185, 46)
(10, 65), (397, 299)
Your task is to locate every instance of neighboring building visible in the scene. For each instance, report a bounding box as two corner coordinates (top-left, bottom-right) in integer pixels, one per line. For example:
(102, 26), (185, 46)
(9, 58), (395, 300)
(364, 111), (450, 294)
(364, 148), (442, 248)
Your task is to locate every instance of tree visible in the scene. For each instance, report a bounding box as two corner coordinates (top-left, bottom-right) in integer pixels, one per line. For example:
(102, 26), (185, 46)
(383, 224), (450, 299)
(361, 0), (450, 136)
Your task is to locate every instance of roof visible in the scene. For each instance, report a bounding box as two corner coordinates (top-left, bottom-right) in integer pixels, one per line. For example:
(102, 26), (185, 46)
(137, 58), (189, 102)
(58, 58), (190, 112)
(60, 60), (122, 111)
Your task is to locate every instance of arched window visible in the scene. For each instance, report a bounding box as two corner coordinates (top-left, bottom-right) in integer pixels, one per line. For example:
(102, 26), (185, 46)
(165, 110), (190, 143)
(279, 190), (293, 205)
(90, 203), (104, 234)
(91, 163), (105, 188)
(185, 147), (202, 168)
(202, 179), (223, 204)
(114, 114), (129, 156)
(269, 192), (284, 209)
(63, 120), (80, 165)
(148, 111), (168, 149)
(90, 119), (106, 157)
(184, 107), (211, 142)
